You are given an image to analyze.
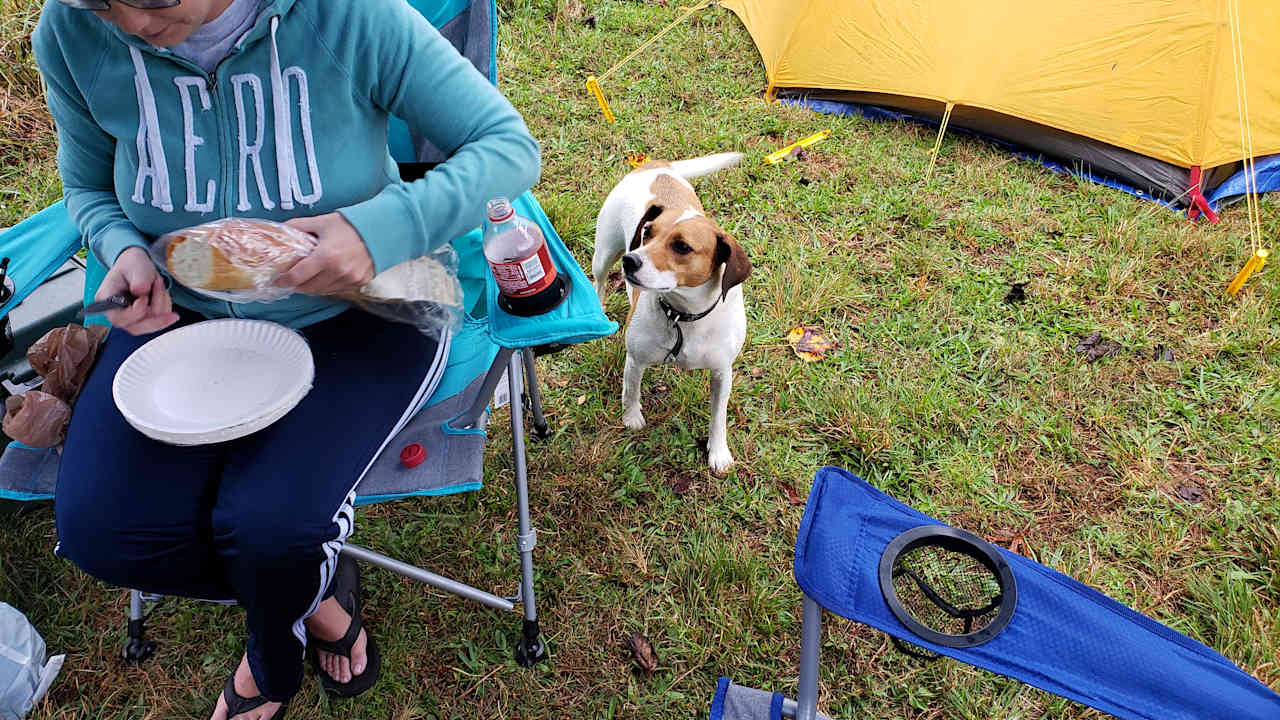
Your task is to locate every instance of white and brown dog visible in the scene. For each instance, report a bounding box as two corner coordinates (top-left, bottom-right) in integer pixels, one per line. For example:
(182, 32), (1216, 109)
(593, 153), (751, 474)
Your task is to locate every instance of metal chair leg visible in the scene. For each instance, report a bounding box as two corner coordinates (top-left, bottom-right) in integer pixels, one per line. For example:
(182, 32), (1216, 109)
(459, 347), (517, 430)
(795, 593), (823, 720)
(508, 350), (548, 667)
(520, 347), (551, 440)
(122, 589), (155, 665)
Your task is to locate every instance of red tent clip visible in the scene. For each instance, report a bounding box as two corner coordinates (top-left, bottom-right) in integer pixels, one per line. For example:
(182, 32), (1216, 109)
(1187, 166), (1220, 224)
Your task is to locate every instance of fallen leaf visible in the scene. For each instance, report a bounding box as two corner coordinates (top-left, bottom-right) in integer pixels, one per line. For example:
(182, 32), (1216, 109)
(551, 377), (570, 388)
(580, 14), (597, 27)
(607, 270), (626, 295)
(748, 367), (764, 378)
(781, 483), (804, 506)
(576, 394), (587, 406)
(628, 633), (659, 673)
(558, 0), (585, 21)
(1153, 344), (1175, 362)
(1176, 483), (1205, 504)
(1073, 331), (1121, 363)
(1008, 536), (1026, 555)
(643, 383), (671, 410)
(669, 475), (693, 496)
(1004, 282), (1027, 304)
(987, 533), (1029, 556)
(787, 325), (838, 362)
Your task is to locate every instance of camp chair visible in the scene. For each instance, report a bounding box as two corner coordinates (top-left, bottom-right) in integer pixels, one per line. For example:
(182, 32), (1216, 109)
(0, 0), (616, 670)
(709, 466), (1280, 720)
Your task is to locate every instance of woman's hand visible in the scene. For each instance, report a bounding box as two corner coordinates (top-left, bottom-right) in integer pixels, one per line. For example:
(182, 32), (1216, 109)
(276, 213), (375, 296)
(98, 247), (179, 335)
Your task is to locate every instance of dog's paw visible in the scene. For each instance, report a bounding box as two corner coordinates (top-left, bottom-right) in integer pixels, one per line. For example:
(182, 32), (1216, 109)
(622, 407), (646, 430)
(708, 445), (734, 475)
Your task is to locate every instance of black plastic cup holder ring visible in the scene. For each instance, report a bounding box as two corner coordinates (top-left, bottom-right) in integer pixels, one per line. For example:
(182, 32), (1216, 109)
(878, 525), (1018, 649)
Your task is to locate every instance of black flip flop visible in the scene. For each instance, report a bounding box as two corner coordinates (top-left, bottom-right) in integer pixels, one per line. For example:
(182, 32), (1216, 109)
(212, 671), (289, 720)
(307, 555), (382, 698)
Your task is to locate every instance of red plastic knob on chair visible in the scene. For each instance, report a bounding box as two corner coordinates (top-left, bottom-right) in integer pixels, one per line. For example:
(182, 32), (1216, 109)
(400, 442), (426, 468)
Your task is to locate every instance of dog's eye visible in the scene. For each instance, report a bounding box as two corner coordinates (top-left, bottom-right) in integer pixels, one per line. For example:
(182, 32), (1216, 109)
(671, 239), (693, 255)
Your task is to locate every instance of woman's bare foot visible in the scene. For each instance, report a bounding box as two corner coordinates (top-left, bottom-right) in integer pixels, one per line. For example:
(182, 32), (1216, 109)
(304, 595), (368, 684)
(209, 654), (282, 720)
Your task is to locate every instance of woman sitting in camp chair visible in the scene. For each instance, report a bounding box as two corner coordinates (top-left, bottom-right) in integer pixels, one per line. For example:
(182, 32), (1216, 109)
(32, 0), (540, 717)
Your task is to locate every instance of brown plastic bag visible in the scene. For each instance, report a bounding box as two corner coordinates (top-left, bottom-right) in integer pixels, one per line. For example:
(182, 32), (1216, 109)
(2, 391), (71, 448)
(27, 324), (109, 404)
(1, 324), (109, 448)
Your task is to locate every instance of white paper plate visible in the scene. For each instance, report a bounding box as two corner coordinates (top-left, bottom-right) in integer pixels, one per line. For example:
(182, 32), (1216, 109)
(113, 319), (314, 445)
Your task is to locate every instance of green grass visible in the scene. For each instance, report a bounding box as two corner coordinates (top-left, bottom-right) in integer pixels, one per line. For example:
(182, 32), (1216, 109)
(0, 0), (60, 228)
(2, 0), (1278, 717)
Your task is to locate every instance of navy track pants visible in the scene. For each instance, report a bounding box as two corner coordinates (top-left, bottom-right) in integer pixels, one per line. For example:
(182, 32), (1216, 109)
(55, 308), (447, 701)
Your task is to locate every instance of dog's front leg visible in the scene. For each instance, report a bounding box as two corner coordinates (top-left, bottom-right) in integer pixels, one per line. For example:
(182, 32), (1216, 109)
(622, 354), (648, 430)
(707, 366), (735, 473)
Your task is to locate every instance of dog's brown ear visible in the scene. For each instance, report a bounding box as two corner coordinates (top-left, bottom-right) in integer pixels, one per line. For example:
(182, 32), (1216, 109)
(630, 203), (664, 251)
(715, 233), (751, 300)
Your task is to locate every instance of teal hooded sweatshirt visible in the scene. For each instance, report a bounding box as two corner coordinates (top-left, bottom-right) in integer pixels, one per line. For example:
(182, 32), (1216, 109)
(33, 0), (540, 328)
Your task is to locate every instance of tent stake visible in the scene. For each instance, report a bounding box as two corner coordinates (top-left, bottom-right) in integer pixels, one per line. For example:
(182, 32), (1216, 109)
(1227, 248), (1269, 296)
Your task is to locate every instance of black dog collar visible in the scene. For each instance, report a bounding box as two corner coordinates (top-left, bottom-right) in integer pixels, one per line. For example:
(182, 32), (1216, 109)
(658, 296), (719, 360)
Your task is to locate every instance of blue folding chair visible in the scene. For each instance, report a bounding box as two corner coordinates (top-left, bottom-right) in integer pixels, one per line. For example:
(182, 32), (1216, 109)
(0, 0), (616, 669)
(709, 466), (1280, 720)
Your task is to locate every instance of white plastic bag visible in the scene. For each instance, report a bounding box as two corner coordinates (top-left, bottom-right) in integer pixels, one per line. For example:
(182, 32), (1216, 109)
(0, 603), (64, 720)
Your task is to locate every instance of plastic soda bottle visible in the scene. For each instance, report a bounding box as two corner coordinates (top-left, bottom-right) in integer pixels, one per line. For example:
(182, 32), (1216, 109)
(483, 197), (567, 315)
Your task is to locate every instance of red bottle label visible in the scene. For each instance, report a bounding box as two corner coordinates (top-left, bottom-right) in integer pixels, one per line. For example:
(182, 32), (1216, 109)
(490, 243), (557, 297)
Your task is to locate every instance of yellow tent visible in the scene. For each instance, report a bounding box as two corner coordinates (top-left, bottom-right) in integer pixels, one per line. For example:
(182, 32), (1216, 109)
(722, 0), (1280, 218)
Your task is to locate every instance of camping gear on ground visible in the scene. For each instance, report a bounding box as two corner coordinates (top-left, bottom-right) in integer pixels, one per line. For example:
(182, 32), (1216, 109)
(709, 466), (1280, 719)
(721, 0), (1280, 217)
(0, 603), (64, 720)
(0, 0), (616, 672)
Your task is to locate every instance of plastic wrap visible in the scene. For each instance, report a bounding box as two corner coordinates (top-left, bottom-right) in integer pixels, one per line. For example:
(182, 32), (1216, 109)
(151, 218), (317, 303)
(152, 219), (464, 337)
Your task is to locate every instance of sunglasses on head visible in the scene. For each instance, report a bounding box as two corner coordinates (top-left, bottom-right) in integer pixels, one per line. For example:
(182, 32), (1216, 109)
(57, 0), (180, 9)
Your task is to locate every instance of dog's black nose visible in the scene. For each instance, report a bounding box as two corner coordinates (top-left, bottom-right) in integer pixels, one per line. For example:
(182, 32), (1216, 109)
(622, 254), (641, 275)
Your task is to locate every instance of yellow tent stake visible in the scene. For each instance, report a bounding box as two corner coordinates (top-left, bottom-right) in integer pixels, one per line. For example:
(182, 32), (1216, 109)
(586, 76), (615, 123)
(1226, 248), (1268, 296)
(925, 102), (955, 181)
(765, 129), (831, 165)
(585, 1), (713, 122)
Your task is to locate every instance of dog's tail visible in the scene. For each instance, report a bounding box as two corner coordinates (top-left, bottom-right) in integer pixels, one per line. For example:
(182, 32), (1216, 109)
(669, 152), (745, 179)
